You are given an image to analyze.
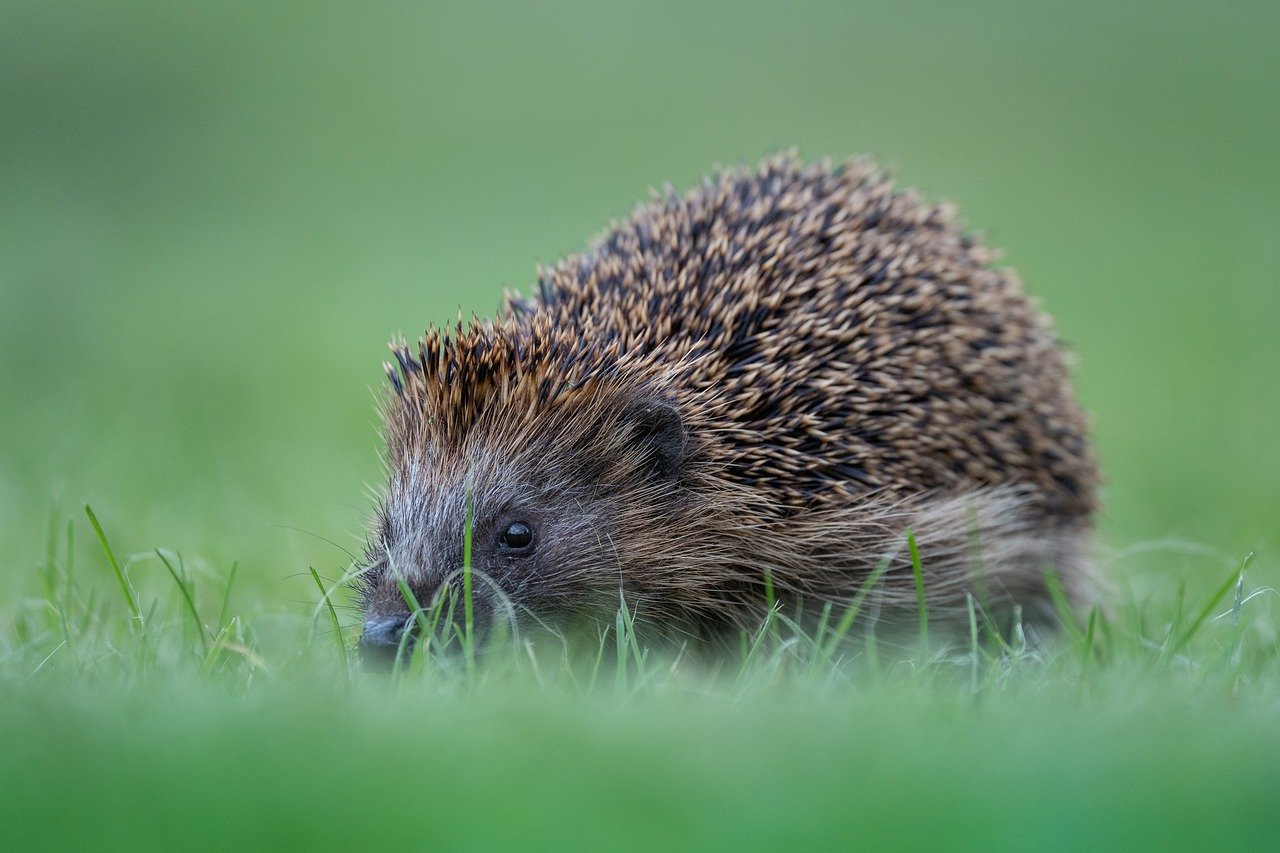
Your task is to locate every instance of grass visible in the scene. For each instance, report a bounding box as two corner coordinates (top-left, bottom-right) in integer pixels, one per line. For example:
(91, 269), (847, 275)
(3, 507), (1277, 849)
(13, 506), (1275, 704)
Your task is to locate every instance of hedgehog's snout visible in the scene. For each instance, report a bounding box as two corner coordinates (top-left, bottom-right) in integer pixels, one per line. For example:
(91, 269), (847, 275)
(359, 615), (413, 670)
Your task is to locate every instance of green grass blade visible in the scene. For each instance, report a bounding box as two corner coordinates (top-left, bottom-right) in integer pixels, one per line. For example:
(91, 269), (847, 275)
(586, 626), (609, 693)
(1084, 606), (1098, 663)
(42, 504), (59, 600)
(736, 610), (777, 682)
(390, 565), (433, 679)
(61, 519), (79, 667)
(310, 567), (350, 686)
(808, 601), (833, 673)
(462, 484), (475, 679)
(64, 518), (75, 589)
(1170, 552), (1255, 656)
(966, 592), (980, 693)
(1043, 569), (1086, 651)
(762, 565), (781, 645)
(821, 549), (896, 661)
(217, 561), (239, 633)
(156, 549), (210, 653)
(614, 595), (629, 693)
(394, 575), (428, 637)
(1163, 580), (1187, 652)
(392, 625), (413, 681)
(907, 529), (928, 649)
(84, 504), (142, 628)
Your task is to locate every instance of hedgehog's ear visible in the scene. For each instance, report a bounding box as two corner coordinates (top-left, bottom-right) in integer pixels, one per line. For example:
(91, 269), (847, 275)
(618, 399), (687, 479)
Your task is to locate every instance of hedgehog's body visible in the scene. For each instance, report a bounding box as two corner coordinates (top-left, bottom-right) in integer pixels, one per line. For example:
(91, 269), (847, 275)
(359, 156), (1099, 650)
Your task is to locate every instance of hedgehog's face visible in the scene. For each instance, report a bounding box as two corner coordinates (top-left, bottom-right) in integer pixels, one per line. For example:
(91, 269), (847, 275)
(357, 395), (692, 665)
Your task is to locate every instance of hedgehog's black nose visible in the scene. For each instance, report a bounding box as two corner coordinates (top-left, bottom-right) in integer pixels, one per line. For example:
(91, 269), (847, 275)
(359, 616), (412, 670)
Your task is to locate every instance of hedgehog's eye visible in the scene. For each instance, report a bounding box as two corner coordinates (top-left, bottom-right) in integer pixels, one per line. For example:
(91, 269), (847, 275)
(498, 521), (534, 552)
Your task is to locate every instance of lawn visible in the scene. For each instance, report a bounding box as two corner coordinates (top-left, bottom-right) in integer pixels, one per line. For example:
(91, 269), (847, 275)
(2, 1), (1277, 849)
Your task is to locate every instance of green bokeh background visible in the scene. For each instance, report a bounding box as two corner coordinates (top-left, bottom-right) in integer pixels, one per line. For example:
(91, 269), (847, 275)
(4, 3), (1280, 850)
(3, 1), (1277, 599)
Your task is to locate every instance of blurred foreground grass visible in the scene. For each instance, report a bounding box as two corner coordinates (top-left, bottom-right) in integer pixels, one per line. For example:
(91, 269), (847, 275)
(3, 1), (1279, 849)
(2, 0), (1277, 599)
(2, 505), (1276, 849)
(6, 671), (1277, 849)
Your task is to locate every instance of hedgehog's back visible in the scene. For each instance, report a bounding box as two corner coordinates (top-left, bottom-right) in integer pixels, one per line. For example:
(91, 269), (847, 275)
(524, 154), (1098, 527)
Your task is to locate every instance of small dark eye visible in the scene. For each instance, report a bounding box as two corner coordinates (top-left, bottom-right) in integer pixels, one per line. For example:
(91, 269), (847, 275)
(498, 521), (534, 551)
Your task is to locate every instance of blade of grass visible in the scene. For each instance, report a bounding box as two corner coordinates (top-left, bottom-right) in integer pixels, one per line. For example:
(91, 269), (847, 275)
(310, 566), (350, 686)
(621, 598), (645, 676)
(61, 519), (79, 667)
(394, 576), (430, 640)
(966, 592), (980, 693)
(732, 611), (779, 693)
(1158, 579), (1189, 660)
(217, 561), (239, 633)
(586, 625), (609, 693)
(1084, 606), (1098, 663)
(807, 601), (833, 672)
(427, 587), (454, 658)
(1043, 569), (1086, 653)
(819, 548), (897, 662)
(64, 518), (75, 593)
(614, 595), (629, 693)
(907, 529), (928, 649)
(433, 587), (458, 657)
(964, 503), (1000, 645)
(462, 484), (475, 679)
(1218, 568), (1252, 686)
(84, 504), (142, 629)
(140, 598), (160, 667)
(862, 619), (881, 679)
(1170, 552), (1254, 656)
(762, 565), (780, 645)
(42, 504), (58, 600)
(156, 549), (210, 653)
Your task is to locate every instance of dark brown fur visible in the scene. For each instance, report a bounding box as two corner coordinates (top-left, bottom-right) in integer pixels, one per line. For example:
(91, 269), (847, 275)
(358, 154), (1099, 643)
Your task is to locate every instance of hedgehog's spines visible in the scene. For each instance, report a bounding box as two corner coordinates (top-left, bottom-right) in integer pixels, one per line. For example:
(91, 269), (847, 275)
(373, 153), (1099, 631)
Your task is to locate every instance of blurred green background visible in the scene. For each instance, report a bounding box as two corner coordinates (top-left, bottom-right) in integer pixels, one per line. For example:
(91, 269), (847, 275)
(3, 0), (1277, 607)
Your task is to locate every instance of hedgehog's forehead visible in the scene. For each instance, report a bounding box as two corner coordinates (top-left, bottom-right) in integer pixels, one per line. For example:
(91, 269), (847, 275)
(391, 321), (613, 390)
(384, 325), (643, 465)
(387, 437), (533, 516)
(385, 378), (619, 511)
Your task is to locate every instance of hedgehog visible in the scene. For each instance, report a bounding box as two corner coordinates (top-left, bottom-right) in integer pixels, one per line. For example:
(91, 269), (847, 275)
(356, 154), (1100, 657)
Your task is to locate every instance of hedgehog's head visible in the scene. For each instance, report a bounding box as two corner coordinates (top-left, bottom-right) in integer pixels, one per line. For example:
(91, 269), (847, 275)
(356, 320), (712, 663)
